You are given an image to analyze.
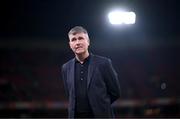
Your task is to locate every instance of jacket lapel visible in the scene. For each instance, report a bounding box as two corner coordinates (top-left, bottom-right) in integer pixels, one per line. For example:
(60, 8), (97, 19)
(87, 54), (96, 89)
(69, 58), (75, 95)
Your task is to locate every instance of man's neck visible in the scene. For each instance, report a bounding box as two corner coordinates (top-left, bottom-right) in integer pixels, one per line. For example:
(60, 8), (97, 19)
(75, 52), (89, 64)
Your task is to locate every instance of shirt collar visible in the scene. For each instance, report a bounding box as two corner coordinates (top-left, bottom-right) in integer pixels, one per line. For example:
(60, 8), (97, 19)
(75, 54), (91, 64)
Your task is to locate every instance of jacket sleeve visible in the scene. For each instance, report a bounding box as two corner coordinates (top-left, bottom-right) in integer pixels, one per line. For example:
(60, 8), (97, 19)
(61, 64), (69, 98)
(102, 59), (121, 103)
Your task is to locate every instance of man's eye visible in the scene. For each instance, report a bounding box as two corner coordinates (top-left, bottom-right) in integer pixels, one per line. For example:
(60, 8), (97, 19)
(71, 38), (76, 42)
(78, 37), (84, 40)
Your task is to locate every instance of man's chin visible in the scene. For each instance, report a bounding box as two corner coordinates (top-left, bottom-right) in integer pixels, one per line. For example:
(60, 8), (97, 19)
(74, 51), (85, 55)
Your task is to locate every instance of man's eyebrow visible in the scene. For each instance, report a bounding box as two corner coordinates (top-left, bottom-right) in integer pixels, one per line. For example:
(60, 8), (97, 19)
(78, 36), (84, 39)
(71, 37), (76, 41)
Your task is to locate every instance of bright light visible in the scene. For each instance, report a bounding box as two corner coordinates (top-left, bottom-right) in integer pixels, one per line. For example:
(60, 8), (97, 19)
(108, 11), (136, 25)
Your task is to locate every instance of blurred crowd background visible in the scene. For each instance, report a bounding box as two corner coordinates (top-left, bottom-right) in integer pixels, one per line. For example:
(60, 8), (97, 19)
(0, 0), (179, 118)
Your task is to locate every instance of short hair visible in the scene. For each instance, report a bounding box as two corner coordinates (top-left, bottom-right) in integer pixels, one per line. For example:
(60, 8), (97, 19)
(68, 26), (88, 36)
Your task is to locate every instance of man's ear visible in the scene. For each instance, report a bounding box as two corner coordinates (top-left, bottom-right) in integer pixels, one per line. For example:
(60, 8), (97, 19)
(88, 39), (90, 45)
(69, 41), (72, 49)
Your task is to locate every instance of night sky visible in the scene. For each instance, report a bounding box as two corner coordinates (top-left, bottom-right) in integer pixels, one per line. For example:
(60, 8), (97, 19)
(0, 0), (179, 40)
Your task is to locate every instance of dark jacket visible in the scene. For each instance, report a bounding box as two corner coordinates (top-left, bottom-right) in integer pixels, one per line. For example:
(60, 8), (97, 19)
(61, 54), (120, 118)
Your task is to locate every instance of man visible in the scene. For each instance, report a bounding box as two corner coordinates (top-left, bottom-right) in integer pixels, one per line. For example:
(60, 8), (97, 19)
(61, 26), (120, 118)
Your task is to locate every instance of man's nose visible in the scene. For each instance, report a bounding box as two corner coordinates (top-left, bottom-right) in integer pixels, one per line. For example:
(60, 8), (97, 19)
(75, 39), (80, 44)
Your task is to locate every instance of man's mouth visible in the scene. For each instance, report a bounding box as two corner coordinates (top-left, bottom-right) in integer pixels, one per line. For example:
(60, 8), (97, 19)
(75, 46), (83, 50)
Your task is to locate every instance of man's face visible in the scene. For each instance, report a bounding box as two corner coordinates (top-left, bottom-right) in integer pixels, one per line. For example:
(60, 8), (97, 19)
(69, 32), (90, 55)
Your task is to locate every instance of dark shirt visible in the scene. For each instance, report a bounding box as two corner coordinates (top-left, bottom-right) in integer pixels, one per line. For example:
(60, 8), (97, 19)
(74, 55), (93, 115)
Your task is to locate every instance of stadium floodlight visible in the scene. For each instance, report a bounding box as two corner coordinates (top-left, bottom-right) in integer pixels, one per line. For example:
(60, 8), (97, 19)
(108, 10), (136, 25)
